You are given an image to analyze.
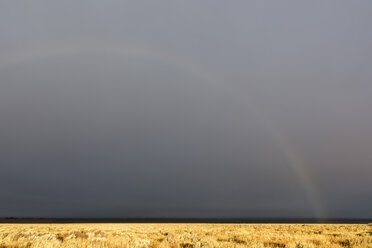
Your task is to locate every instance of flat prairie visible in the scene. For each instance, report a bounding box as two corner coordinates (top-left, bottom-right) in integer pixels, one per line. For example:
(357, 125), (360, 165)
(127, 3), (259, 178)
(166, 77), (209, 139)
(0, 223), (371, 248)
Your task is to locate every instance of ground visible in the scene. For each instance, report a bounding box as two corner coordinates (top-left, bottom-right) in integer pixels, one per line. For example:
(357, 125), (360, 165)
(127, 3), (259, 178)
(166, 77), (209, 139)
(0, 223), (371, 248)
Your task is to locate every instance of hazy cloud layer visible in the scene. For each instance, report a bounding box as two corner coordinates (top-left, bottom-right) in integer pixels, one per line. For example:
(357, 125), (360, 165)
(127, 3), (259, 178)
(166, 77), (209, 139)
(0, 1), (371, 218)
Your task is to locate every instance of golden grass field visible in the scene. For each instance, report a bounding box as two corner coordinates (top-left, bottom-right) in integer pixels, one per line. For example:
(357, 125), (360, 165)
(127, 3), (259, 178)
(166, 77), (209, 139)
(0, 223), (371, 248)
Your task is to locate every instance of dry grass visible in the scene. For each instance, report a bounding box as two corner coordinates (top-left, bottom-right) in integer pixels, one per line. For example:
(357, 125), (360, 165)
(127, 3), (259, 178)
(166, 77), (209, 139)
(0, 223), (371, 248)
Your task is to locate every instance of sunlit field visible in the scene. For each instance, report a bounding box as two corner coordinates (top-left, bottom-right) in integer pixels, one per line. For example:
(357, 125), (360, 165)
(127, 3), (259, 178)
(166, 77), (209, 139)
(0, 223), (371, 248)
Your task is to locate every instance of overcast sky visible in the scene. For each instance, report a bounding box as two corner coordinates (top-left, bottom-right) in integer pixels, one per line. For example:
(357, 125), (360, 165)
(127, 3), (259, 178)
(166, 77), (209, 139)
(1, 1), (371, 219)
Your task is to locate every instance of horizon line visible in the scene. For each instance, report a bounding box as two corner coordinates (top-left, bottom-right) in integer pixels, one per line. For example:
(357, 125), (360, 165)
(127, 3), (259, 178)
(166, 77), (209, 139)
(1, 217), (370, 224)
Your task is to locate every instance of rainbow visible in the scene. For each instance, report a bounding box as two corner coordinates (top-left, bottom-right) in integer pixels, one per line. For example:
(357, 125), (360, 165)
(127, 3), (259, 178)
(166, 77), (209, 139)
(0, 37), (326, 218)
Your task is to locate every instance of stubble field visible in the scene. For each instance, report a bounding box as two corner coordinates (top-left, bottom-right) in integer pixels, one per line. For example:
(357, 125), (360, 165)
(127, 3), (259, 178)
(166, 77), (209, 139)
(0, 223), (371, 248)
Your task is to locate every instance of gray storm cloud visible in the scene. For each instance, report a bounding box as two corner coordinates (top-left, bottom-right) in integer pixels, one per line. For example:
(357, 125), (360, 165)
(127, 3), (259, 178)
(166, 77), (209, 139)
(0, 0), (371, 218)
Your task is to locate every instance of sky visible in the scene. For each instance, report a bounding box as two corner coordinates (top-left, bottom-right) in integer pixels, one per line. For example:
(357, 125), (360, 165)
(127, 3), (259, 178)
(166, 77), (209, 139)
(0, 1), (371, 219)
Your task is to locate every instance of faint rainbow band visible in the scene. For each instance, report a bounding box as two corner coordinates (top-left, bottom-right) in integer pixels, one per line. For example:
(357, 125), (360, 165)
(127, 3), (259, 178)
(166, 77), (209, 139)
(0, 38), (326, 218)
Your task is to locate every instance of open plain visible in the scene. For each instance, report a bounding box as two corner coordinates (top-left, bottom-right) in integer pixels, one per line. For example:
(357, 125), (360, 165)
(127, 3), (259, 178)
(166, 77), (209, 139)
(0, 223), (371, 248)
